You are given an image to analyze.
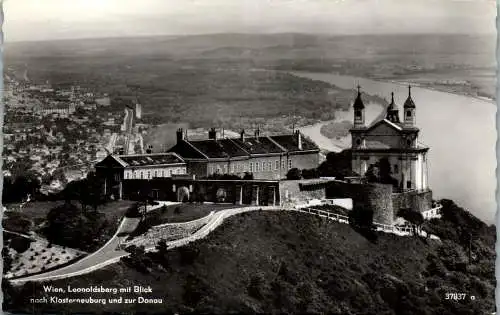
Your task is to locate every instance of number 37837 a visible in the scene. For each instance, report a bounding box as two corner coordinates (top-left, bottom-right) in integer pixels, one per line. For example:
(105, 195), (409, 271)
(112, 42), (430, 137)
(445, 293), (472, 301)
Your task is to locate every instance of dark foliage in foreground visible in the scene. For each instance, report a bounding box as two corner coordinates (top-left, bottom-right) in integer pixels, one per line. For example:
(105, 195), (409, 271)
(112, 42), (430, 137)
(6, 201), (495, 315)
(41, 202), (112, 252)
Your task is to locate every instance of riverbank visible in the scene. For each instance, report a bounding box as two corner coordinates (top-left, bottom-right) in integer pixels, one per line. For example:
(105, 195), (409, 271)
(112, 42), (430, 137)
(290, 70), (496, 224)
(298, 101), (385, 153)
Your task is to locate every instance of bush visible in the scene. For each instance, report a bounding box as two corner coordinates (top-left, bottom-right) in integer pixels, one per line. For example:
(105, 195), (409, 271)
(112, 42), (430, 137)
(301, 168), (319, 179)
(178, 245), (200, 265)
(247, 274), (265, 299)
(286, 168), (302, 180)
(9, 236), (33, 253)
(242, 172), (254, 180)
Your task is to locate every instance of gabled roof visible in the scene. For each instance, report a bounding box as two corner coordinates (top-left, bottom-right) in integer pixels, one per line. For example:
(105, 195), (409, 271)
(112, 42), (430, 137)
(167, 131), (319, 161)
(232, 136), (284, 155)
(117, 153), (185, 167)
(188, 138), (249, 158)
(96, 153), (185, 168)
(366, 118), (403, 133)
(167, 141), (208, 159)
(270, 134), (319, 152)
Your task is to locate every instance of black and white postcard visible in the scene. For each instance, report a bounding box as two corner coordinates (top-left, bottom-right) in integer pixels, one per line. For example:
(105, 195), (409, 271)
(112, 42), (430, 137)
(1, 1), (497, 314)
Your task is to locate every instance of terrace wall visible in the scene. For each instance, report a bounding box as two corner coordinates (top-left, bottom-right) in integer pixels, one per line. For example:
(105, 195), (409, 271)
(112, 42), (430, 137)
(279, 179), (328, 208)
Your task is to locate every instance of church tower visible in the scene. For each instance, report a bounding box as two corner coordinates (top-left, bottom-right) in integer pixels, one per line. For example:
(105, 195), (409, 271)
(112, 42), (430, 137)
(385, 92), (400, 123)
(353, 85), (365, 128)
(403, 85), (416, 127)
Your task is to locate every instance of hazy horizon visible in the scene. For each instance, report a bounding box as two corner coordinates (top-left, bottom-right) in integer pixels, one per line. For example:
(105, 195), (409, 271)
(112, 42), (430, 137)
(4, 0), (496, 43)
(4, 31), (496, 45)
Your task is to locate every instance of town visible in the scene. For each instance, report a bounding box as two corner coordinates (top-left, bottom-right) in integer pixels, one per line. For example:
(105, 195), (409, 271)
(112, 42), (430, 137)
(3, 70), (148, 195)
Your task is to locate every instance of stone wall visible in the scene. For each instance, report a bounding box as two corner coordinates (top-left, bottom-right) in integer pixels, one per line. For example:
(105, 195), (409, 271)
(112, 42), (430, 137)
(326, 181), (394, 225)
(289, 152), (320, 172)
(392, 190), (433, 214)
(279, 179), (327, 208)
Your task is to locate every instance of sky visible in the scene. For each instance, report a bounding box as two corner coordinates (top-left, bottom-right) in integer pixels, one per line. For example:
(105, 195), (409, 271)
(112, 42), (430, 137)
(3, 0), (497, 42)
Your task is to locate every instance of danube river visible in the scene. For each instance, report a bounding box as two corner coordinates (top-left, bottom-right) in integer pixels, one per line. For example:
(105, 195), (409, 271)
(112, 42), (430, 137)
(294, 71), (496, 224)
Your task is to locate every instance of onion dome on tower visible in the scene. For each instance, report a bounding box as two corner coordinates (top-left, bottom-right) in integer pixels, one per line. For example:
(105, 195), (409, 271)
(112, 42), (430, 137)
(353, 85), (365, 128)
(403, 85), (416, 126)
(385, 92), (400, 123)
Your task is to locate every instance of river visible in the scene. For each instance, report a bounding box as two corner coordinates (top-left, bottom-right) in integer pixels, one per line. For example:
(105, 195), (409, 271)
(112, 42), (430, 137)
(294, 71), (496, 224)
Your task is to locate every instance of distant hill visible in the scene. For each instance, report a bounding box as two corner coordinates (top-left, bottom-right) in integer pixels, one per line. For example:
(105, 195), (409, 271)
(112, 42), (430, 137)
(4, 33), (495, 127)
(6, 199), (494, 314)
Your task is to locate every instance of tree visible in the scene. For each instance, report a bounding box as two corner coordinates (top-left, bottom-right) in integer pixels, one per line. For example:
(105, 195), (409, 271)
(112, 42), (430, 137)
(317, 149), (355, 178)
(302, 168), (319, 179)
(86, 171), (105, 212)
(286, 168), (302, 180)
(137, 183), (153, 218)
(397, 208), (424, 236)
(243, 172), (254, 180)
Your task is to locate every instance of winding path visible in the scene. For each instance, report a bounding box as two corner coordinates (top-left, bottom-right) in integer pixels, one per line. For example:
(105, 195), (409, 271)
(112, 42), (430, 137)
(10, 204), (437, 284)
(9, 201), (176, 285)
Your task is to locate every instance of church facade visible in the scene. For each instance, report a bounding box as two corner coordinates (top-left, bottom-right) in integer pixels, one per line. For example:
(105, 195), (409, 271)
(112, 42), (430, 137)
(349, 86), (429, 192)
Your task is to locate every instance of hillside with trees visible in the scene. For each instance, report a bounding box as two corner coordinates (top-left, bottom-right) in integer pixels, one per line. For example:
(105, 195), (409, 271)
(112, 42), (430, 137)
(5, 200), (495, 314)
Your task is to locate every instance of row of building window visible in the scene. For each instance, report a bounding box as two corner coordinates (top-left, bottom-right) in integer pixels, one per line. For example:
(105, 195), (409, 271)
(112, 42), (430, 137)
(210, 159), (293, 175)
(124, 168), (186, 180)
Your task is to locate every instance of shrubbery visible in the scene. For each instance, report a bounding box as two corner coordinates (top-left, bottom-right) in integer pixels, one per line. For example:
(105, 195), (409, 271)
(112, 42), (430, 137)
(286, 168), (302, 180)
(9, 236), (33, 253)
(42, 202), (111, 251)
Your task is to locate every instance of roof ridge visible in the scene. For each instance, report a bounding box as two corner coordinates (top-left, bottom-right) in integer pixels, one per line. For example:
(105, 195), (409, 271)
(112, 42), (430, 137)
(110, 154), (128, 167)
(227, 137), (251, 156)
(182, 139), (210, 160)
(266, 135), (287, 153)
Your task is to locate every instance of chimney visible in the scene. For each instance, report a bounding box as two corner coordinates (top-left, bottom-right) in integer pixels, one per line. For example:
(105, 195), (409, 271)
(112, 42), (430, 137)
(176, 128), (184, 143)
(208, 128), (217, 140)
(296, 130), (302, 150)
(240, 129), (245, 142)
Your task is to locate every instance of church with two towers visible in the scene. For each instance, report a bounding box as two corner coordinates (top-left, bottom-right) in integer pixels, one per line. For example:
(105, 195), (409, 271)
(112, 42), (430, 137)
(349, 86), (429, 192)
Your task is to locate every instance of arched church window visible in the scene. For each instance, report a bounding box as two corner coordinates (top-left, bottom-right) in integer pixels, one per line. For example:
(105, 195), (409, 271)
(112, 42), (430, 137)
(407, 139), (412, 146)
(355, 110), (361, 118)
(407, 111), (412, 117)
(356, 138), (361, 146)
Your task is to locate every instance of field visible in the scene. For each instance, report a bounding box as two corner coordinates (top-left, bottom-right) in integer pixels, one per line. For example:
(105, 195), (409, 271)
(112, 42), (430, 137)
(7, 207), (494, 314)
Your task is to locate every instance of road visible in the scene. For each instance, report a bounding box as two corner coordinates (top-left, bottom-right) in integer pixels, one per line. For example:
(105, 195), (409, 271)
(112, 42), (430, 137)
(10, 202), (177, 284)
(10, 216), (140, 284)
(10, 204), (274, 284)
